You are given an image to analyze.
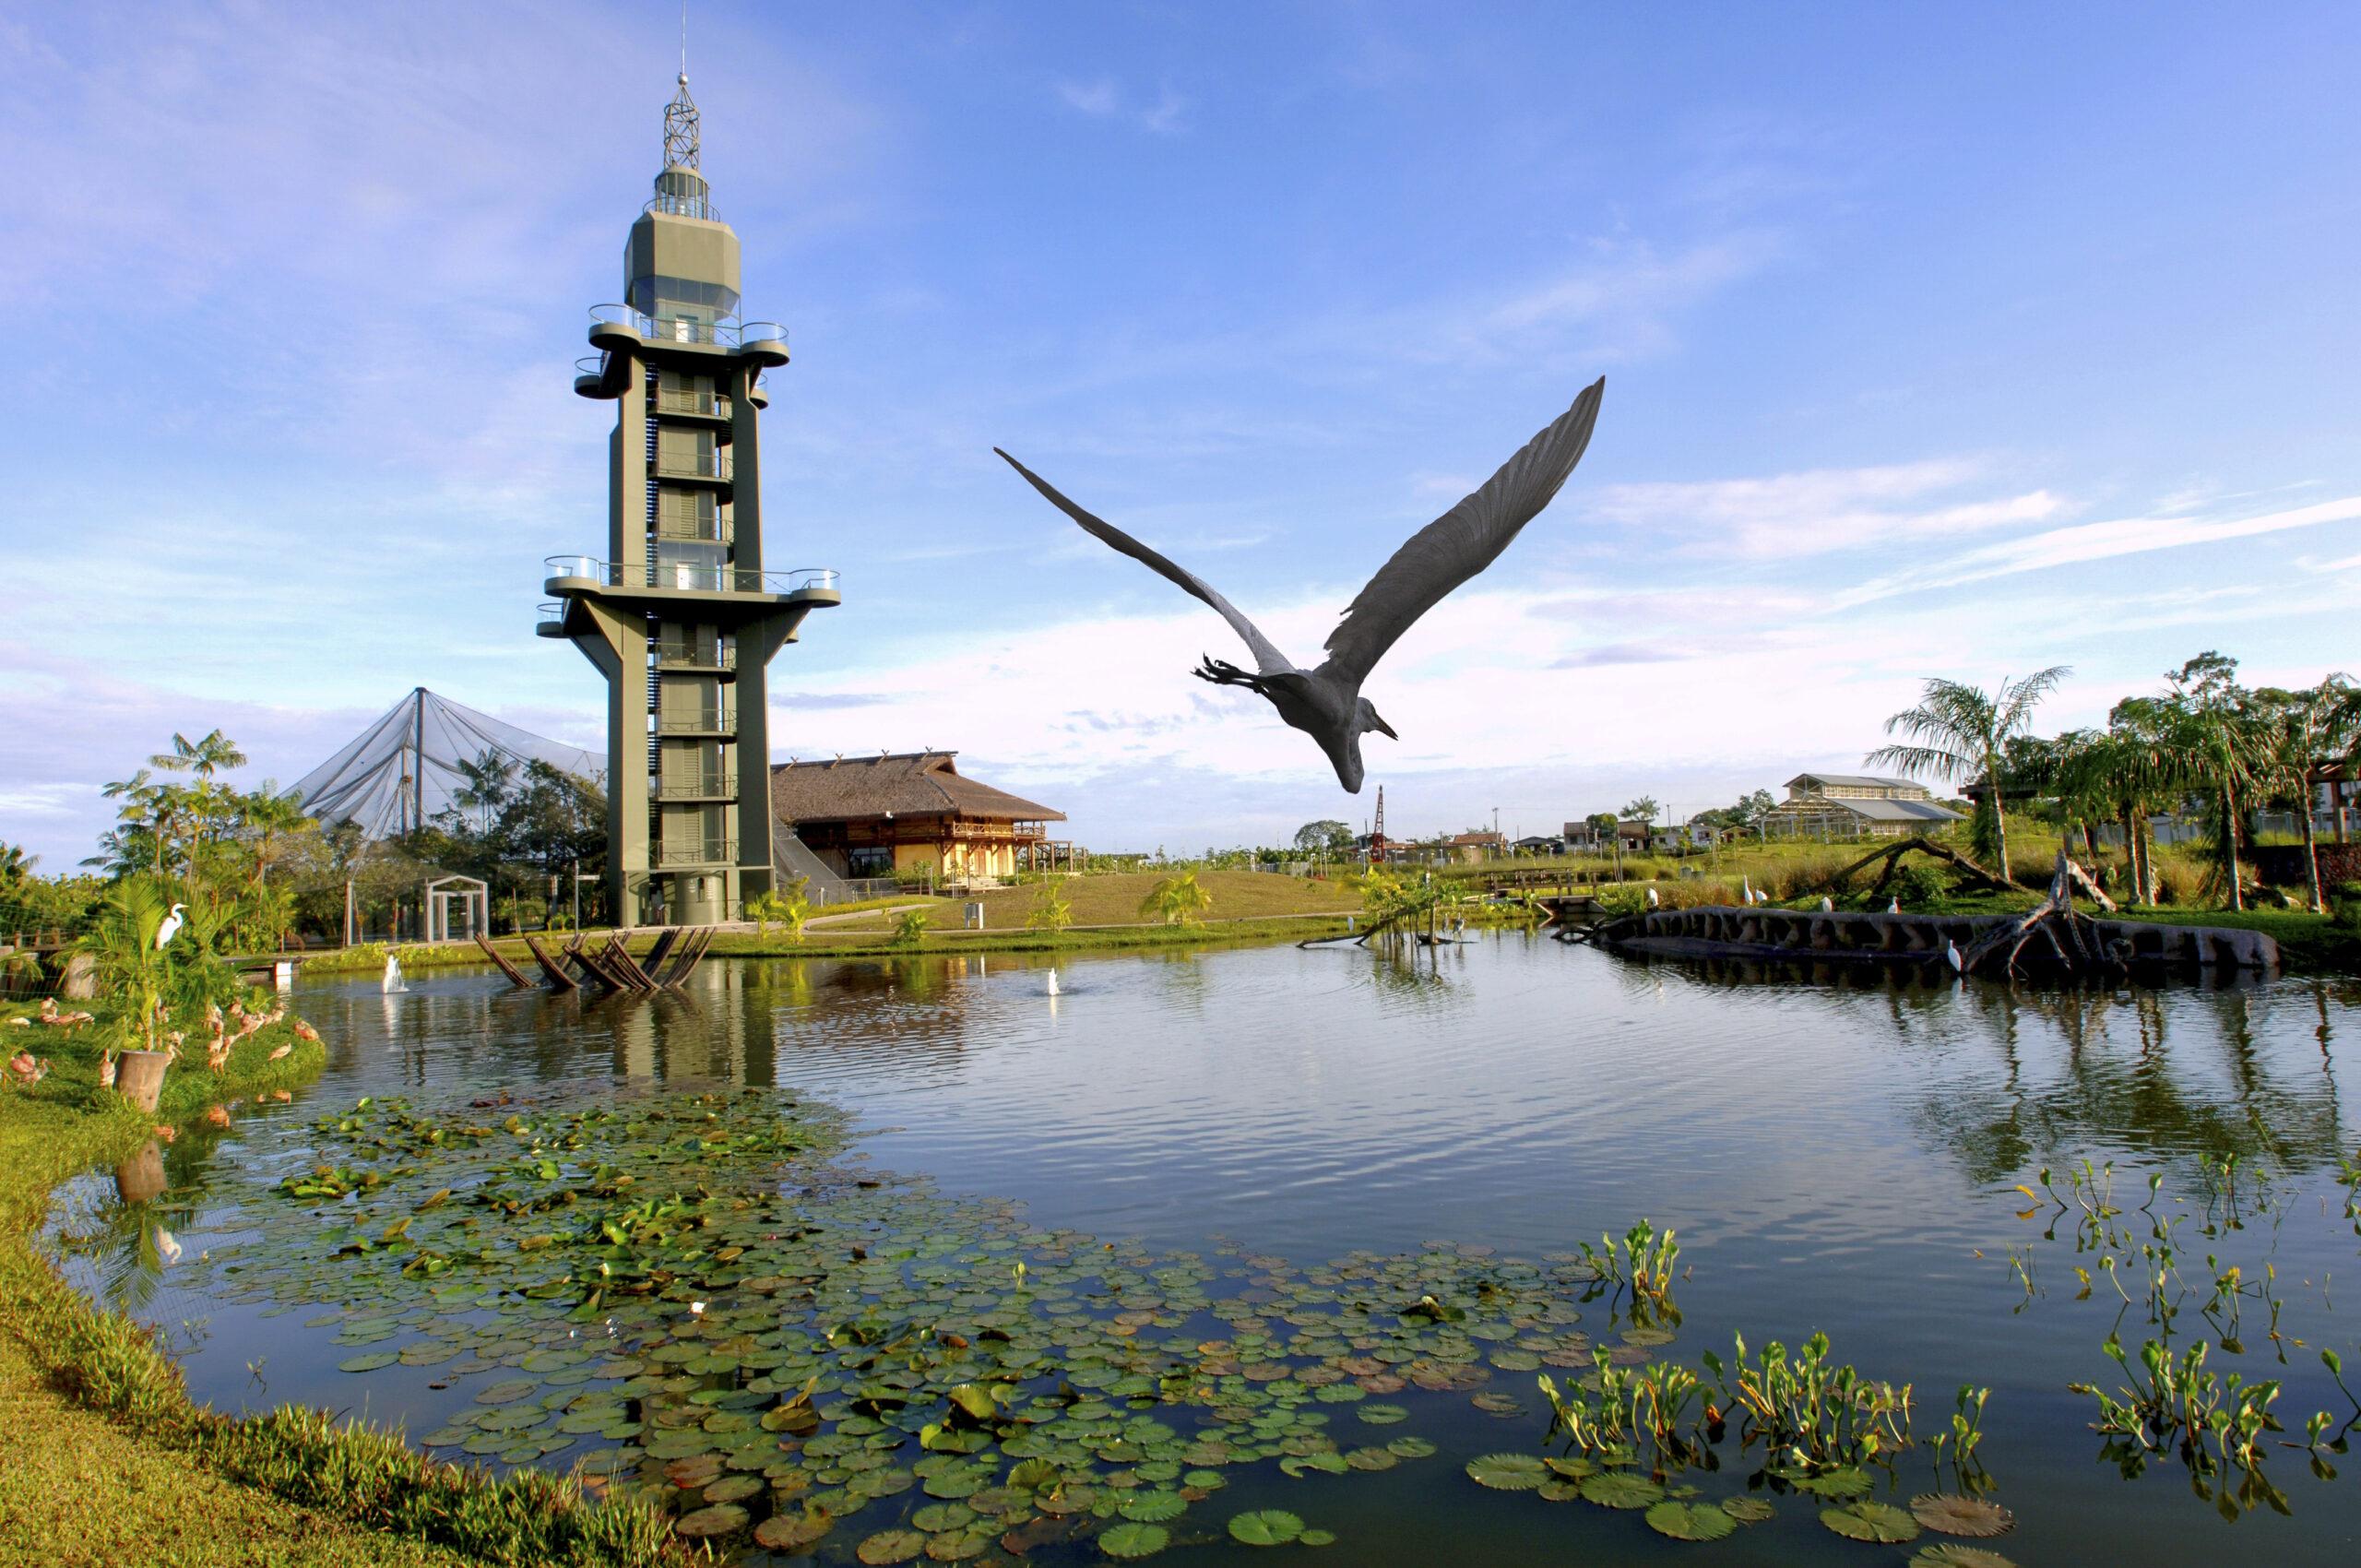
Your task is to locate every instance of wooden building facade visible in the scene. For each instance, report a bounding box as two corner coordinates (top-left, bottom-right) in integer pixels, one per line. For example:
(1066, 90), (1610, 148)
(770, 752), (1070, 885)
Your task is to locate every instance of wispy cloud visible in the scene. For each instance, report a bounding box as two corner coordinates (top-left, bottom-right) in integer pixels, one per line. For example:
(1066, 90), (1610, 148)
(1835, 493), (2361, 606)
(1593, 459), (2062, 559)
(1053, 77), (1188, 134)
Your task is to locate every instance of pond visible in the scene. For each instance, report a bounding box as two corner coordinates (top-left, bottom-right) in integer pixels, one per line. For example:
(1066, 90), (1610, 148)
(48, 936), (2361, 1565)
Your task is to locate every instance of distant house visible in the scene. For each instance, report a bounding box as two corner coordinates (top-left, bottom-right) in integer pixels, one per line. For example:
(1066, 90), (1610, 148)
(1761, 773), (1964, 839)
(1513, 835), (1562, 856)
(770, 752), (1069, 885)
(1440, 830), (1510, 863)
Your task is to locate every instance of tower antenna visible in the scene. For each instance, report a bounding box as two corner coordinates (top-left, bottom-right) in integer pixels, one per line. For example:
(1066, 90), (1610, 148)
(681, 0), (689, 78)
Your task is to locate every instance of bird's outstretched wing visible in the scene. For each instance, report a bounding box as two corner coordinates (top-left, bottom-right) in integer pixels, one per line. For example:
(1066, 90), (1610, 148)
(993, 448), (1298, 676)
(1318, 378), (1603, 684)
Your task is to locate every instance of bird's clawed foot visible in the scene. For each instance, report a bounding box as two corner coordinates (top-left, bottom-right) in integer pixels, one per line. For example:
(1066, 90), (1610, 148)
(1193, 655), (1266, 693)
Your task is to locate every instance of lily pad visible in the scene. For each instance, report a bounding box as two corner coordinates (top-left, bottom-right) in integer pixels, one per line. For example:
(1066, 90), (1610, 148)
(1720, 1496), (1775, 1523)
(1299, 1529), (1336, 1547)
(1100, 1522), (1170, 1559)
(1578, 1472), (1664, 1510)
(1355, 1403), (1409, 1425)
(755, 1510), (835, 1552)
(1821, 1502), (1921, 1544)
(337, 1352), (398, 1372)
(1909, 1549), (2020, 1568)
(857, 1528), (929, 1564)
(1121, 1491), (1188, 1523)
(1795, 1466), (1872, 1498)
(1385, 1436), (1437, 1459)
(1909, 1494), (2015, 1538)
(673, 1503), (748, 1538)
(1465, 1453), (1549, 1491)
(1228, 1510), (1306, 1546)
(1645, 1501), (1737, 1541)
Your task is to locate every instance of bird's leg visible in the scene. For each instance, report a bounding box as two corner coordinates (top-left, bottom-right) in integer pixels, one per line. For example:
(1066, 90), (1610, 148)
(1193, 655), (1271, 695)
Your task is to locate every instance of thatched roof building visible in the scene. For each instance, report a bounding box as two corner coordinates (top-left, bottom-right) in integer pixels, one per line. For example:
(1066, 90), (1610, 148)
(770, 752), (1069, 885)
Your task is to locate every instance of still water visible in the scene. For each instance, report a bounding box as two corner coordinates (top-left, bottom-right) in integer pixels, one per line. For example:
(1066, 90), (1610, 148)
(52, 936), (2361, 1564)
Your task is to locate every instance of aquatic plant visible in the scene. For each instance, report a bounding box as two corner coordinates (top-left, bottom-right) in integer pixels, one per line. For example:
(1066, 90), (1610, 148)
(1705, 1331), (1916, 1468)
(1577, 1218), (1679, 1321)
(2071, 1332), (2283, 1473)
(193, 1087), (1620, 1557)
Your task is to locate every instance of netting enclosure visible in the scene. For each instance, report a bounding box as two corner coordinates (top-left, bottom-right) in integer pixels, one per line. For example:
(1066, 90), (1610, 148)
(290, 688), (605, 838)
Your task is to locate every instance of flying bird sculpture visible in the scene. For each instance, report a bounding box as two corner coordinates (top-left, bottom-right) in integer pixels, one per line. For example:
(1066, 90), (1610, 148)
(995, 378), (1603, 791)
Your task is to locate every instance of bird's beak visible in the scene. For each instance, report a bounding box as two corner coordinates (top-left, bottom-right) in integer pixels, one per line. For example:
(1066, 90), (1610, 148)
(1369, 708), (1398, 741)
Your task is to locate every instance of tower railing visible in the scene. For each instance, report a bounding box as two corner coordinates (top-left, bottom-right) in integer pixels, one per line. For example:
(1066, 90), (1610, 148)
(655, 449), (733, 482)
(654, 836), (739, 869)
(543, 556), (840, 597)
(588, 305), (789, 352)
(656, 387), (733, 418)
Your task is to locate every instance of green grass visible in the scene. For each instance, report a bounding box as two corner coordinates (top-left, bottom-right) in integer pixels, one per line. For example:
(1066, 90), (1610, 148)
(0, 999), (674, 1567)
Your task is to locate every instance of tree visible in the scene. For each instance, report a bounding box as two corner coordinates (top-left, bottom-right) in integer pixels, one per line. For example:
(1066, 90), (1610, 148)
(747, 876), (812, 942)
(1139, 871), (1212, 926)
(1294, 820), (1351, 860)
(1026, 876), (1074, 935)
(2249, 674), (2355, 913)
(1866, 667), (2070, 884)
(2157, 652), (2267, 910)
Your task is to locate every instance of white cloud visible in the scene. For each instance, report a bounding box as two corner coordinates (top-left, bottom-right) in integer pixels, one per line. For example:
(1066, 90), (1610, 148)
(1056, 77), (1120, 115)
(1836, 493), (2361, 606)
(1593, 459), (2063, 559)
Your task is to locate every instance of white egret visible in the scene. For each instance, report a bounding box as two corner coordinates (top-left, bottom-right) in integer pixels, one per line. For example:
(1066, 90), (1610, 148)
(1888, 897), (1902, 914)
(1820, 897), (1835, 912)
(1944, 941), (1964, 972)
(155, 903), (185, 949)
(154, 1226), (183, 1265)
(1644, 887), (1660, 909)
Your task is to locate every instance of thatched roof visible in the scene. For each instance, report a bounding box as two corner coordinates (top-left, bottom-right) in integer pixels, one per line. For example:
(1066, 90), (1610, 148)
(769, 752), (1065, 825)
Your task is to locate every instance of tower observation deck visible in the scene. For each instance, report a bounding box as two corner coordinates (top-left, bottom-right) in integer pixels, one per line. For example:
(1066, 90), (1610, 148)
(540, 73), (839, 927)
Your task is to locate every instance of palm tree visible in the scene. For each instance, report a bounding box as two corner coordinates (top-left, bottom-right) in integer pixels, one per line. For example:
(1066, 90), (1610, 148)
(2055, 711), (2179, 906)
(2250, 674), (2355, 913)
(1139, 871), (1212, 927)
(151, 729), (248, 780)
(1866, 668), (2070, 884)
(2153, 653), (2268, 911)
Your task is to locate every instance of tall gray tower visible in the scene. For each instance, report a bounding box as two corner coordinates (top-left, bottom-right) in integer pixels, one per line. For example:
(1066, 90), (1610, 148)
(540, 74), (838, 927)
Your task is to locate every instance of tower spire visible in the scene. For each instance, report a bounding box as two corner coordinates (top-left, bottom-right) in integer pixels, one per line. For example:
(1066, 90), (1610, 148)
(663, 71), (700, 172)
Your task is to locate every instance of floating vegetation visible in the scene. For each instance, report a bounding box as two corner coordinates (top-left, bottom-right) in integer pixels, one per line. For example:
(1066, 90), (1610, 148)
(1576, 1218), (1679, 1323)
(189, 1087), (1619, 1560)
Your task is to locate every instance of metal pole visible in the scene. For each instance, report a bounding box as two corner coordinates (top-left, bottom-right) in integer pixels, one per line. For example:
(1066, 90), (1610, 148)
(410, 687), (427, 836)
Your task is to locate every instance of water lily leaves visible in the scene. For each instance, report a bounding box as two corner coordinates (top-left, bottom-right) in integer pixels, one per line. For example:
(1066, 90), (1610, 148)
(1465, 1453), (1549, 1491)
(1645, 1501), (1737, 1541)
(1299, 1529), (1337, 1547)
(672, 1503), (748, 1538)
(1794, 1466), (1871, 1499)
(1469, 1392), (1523, 1417)
(1383, 1436), (1436, 1459)
(704, 1473), (764, 1504)
(1343, 1447), (1396, 1471)
(856, 1527), (928, 1564)
(472, 1379), (537, 1406)
(338, 1351), (398, 1372)
(1821, 1502), (1921, 1543)
(1354, 1403), (1408, 1425)
(1719, 1496), (1775, 1523)
(1578, 1472), (1663, 1510)
(1101, 1522), (1170, 1559)
(1909, 1494), (2015, 1538)
(1120, 1491), (1187, 1523)
(1278, 1453), (1348, 1478)
(1228, 1510), (1306, 1546)
(912, 1503), (978, 1533)
(1909, 1548), (2020, 1568)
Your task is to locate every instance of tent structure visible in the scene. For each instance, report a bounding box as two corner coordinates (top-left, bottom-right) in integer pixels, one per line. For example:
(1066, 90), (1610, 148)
(291, 688), (604, 839)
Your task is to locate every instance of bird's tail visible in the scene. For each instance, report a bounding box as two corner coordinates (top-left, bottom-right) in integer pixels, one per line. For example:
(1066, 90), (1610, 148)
(1193, 655), (1273, 696)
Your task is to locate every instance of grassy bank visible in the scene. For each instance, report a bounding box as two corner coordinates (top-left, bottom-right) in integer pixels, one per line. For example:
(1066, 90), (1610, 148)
(0, 1000), (671, 1568)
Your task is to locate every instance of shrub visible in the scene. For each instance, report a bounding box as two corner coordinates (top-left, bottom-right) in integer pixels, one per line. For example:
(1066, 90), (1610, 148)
(2329, 882), (2361, 932)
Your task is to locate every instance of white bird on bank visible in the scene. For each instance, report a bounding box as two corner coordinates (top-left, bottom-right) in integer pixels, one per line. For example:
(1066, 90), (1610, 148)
(381, 955), (406, 993)
(156, 903), (185, 950)
(1888, 897), (1902, 914)
(1820, 897), (1835, 912)
(1944, 940), (1964, 972)
(1644, 887), (1660, 909)
(1739, 877), (1753, 907)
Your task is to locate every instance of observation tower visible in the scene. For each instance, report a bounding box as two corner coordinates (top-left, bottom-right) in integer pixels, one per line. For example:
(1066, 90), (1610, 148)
(540, 73), (839, 927)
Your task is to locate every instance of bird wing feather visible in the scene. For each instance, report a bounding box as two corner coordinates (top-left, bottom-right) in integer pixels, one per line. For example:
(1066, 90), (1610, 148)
(992, 448), (1297, 676)
(1318, 377), (1604, 684)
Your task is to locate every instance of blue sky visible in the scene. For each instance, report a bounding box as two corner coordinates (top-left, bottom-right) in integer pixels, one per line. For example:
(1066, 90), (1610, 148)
(4, 1), (2358, 864)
